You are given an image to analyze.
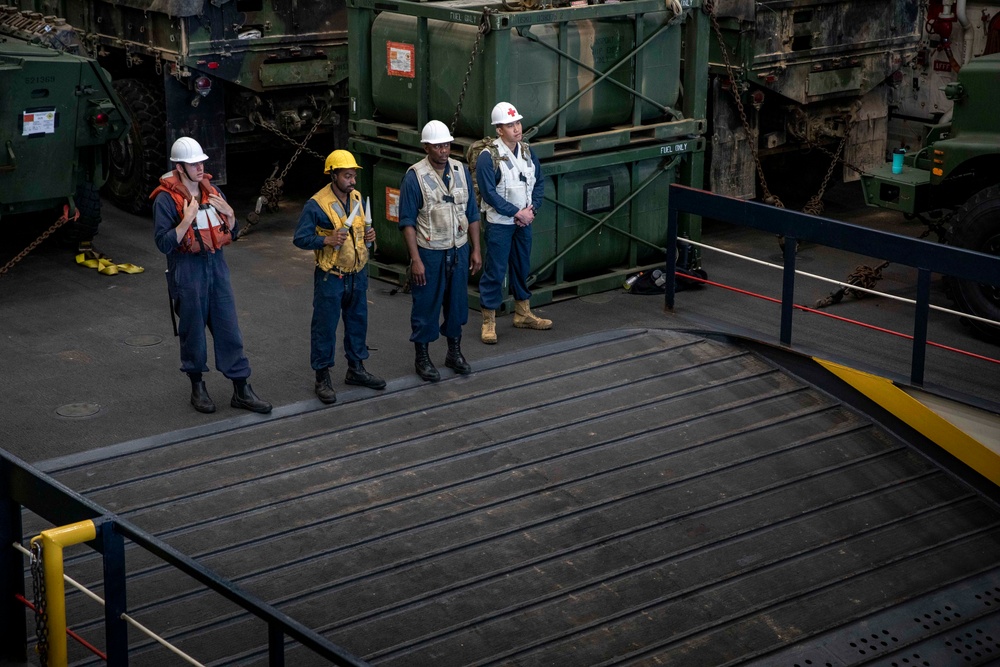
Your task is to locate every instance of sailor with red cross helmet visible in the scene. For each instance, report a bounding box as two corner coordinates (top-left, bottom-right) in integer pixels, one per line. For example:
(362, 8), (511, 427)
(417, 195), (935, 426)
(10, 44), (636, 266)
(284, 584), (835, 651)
(293, 149), (385, 405)
(151, 137), (271, 415)
(476, 101), (550, 345)
(398, 120), (482, 381)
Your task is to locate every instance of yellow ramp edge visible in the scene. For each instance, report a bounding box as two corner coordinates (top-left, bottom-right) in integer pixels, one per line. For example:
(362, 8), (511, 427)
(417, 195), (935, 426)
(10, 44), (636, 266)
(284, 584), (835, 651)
(816, 358), (1000, 487)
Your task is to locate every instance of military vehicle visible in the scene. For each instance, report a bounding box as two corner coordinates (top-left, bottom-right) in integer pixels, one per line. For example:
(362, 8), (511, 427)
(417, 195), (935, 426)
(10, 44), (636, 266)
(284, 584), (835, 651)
(10, 0), (349, 213)
(707, 1), (1000, 201)
(0, 9), (130, 245)
(705, 1), (924, 203)
(889, 0), (1000, 149)
(861, 52), (1000, 342)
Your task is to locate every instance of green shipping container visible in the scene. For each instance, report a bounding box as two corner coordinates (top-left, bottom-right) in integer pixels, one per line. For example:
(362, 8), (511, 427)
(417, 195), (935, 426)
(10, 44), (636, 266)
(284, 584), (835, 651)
(369, 11), (681, 140)
(365, 148), (684, 298)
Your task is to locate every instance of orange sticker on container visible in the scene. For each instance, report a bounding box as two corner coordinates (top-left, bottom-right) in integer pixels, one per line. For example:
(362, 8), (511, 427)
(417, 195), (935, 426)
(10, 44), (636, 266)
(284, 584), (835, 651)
(386, 41), (415, 78)
(385, 187), (400, 223)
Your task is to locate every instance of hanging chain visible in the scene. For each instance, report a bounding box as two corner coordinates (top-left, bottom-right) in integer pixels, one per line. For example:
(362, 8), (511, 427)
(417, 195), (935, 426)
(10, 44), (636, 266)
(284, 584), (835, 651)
(801, 112), (858, 216)
(706, 1), (783, 208)
(243, 103), (334, 232)
(450, 9), (493, 137)
(0, 206), (77, 277)
(804, 134), (866, 177)
(250, 110), (328, 162)
(30, 541), (49, 666)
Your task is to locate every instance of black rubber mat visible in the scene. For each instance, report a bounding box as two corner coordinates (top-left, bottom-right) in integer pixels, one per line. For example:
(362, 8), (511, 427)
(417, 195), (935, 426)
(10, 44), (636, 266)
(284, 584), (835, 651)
(27, 329), (1000, 666)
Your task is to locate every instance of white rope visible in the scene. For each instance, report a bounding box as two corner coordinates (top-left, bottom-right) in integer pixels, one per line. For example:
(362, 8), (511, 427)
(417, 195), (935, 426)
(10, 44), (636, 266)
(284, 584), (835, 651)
(65, 572), (106, 606)
(14, 541), (206, 667)
(679, 237), (1000, 329)
(121, 613), (206, 667)
(14, 542), (103, 606)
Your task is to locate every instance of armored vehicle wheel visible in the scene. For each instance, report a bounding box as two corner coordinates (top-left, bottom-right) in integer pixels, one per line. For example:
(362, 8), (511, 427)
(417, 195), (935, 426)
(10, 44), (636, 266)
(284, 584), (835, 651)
(105, 78), (166, 215)
(945, 184), (1000, 344)
(63, 182), (103, 243)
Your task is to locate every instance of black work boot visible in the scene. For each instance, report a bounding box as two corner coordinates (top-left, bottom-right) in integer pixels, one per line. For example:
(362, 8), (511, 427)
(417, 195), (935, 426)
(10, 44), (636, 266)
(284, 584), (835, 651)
(414, 342), (440, 382)
(345, 360), (386, 390)
(231, 380), (272, 414)
(315, 368), (337, 405)
(190, 380), (216, 414)
(445, 337), (472, 375)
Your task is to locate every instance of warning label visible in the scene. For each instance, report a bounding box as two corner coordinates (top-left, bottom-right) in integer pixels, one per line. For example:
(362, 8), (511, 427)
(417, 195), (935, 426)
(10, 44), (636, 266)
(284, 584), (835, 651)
(23, 109), (56, 135)
(387, 41), (415, 78)
(385, 187), (400, 223)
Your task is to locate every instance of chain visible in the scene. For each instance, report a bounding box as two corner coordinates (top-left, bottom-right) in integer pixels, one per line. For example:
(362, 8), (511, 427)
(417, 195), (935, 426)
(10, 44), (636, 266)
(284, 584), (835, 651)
(250, 110), (328, 162)
(450, 9), (493, 137)
(30, 541), (49, 666)
(243, 103), (333, 231)
(706, 2), (783, 208)
(814, 260), (890, 308)
(801, 113), (858, 216)
(918, 208), (956, 243)
(0, 206), (77, 277)
(804, 135), (866, 176)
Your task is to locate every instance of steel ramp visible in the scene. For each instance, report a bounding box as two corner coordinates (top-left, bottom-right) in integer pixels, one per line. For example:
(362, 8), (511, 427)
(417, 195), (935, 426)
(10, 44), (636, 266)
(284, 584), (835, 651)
(27, 329), (1000, 666)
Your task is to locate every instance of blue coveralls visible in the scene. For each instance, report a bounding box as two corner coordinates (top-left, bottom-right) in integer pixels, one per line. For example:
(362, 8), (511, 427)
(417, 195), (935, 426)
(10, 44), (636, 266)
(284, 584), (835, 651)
(398, 163), (480, 343)
(476, 145), (545, 311)
(152, 192), (251, 379)
(292, 198), (370, 371)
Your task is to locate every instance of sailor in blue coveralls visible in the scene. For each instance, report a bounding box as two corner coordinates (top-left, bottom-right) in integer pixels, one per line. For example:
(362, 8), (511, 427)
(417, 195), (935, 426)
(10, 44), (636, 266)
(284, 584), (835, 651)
(151, 137), (271, 414)
(476, 101), (551, 345)
(293, 149), (385, 405)
(398, 120), (482, 381)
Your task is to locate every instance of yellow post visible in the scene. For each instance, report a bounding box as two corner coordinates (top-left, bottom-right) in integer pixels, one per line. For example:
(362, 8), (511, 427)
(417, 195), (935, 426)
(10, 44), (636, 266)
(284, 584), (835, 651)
(30, 520), (97, 666)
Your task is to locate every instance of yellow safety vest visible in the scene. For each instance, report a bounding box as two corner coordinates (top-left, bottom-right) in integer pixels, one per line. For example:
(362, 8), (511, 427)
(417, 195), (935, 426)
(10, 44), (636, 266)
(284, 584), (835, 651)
(311, 186), (368, 274)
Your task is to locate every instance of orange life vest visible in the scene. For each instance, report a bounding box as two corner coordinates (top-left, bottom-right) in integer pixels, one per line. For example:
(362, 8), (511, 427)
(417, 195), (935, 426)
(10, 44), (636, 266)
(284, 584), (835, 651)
(150, 170), (234, 253)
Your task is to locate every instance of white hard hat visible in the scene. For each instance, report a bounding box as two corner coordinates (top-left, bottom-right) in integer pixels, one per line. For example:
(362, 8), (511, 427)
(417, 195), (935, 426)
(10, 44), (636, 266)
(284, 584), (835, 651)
(491, 101), (523, 125)
(420, 120), (454, 144)
(170, 137), (209, 163)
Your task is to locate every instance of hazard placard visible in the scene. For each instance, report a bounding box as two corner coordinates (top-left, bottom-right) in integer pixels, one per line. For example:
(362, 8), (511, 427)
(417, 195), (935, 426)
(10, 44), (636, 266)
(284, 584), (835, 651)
(386, 41), (415, 78)
(385, 187), (400, 223)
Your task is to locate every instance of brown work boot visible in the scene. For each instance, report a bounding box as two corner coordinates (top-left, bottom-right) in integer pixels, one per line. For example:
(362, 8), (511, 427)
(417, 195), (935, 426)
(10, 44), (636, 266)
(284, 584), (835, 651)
(481, 309), (497, 344)
(512, 300), (552, 330)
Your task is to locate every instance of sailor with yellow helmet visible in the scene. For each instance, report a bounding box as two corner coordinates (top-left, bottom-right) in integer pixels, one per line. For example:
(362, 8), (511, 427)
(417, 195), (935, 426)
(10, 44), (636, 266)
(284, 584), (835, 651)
(293, 149), (385, 404)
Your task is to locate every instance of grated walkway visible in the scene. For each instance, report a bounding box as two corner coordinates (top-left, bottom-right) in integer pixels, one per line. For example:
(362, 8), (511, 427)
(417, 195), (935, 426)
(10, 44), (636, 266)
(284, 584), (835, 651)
(25, 329), (1000, 666)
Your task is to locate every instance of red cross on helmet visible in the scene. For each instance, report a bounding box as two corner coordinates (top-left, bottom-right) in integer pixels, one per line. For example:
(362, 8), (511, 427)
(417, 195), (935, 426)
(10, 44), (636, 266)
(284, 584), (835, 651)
(491, 101), (523, 125)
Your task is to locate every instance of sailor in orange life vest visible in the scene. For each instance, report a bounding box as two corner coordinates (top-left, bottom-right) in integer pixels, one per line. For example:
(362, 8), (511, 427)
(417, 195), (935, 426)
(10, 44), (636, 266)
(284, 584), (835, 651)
(151, 137), (272, 415)
(293, 149), (385, 405)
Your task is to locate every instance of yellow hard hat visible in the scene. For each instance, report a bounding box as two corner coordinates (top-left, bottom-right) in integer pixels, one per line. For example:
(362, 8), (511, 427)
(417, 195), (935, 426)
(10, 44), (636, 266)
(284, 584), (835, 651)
(324, 149), (362, 174)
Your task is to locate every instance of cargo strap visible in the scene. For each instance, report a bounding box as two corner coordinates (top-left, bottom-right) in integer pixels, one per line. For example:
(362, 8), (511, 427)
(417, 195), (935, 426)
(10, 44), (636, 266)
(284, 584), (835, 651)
(74, 244), (144, 275)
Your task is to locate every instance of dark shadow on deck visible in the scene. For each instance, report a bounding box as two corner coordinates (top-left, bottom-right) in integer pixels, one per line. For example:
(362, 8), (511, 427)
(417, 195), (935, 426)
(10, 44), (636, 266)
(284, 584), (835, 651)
(30, 329), (1000, 666)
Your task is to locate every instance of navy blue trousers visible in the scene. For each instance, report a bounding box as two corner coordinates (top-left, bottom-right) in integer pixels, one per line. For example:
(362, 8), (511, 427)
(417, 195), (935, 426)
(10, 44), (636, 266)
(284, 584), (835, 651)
(171, 251), (251, 379)
(310, 266), (370, 371)
(478, 222), (532, 310)
(410, 244), (469, 343)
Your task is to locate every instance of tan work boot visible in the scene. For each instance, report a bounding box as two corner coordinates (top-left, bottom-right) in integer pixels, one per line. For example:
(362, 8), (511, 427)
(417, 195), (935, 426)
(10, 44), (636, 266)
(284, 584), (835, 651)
(513, 300), (552, 330)
(481, 309), (498, 344)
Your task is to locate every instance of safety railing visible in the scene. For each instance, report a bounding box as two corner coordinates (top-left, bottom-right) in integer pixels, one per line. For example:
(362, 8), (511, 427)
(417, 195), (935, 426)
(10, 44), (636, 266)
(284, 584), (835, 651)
(0, 449), (370, 667)
(665, 184), (1000, 387)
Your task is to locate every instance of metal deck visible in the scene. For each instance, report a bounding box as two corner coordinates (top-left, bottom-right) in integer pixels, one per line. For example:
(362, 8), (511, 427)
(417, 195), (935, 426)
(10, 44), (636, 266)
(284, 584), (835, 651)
(25, 328), (1000, 666)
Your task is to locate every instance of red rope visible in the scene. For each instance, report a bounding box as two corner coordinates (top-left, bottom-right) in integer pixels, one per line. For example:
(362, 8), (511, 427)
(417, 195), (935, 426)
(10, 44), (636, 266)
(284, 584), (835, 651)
(678, 272), (1000, 366)
(15, 593), (108, 661)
